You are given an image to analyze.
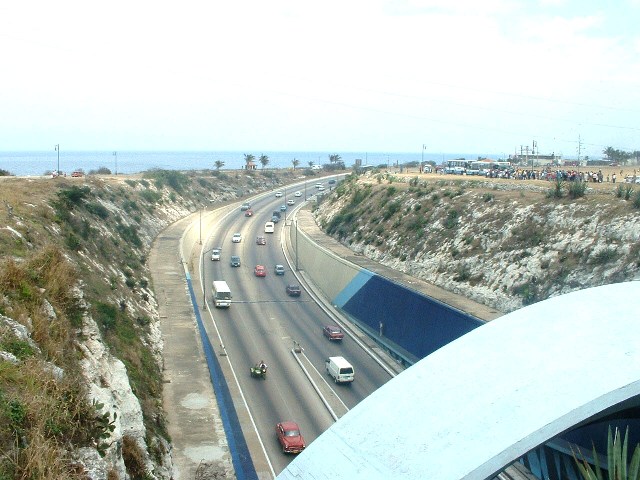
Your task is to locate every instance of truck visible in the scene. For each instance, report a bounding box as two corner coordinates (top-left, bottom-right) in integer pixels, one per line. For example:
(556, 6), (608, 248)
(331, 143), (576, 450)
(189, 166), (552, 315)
(212, 280), (231, 308)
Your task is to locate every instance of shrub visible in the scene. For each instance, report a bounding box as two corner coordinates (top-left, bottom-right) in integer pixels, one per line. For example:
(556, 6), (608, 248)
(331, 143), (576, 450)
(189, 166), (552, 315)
(139, 189), (162, 203)
(634, 191), (640, 209)
(56, 186), (92, 209)
(568, 180), (587, 199)
(383, 201), (401, 220)
(547, 178), (565, 199)
(116, 224), (142, 248)
(85, 202), (109, 219)
(513, 282), (538, 305)
(444, 209), (459, 229)
(590, 248), (618, 265)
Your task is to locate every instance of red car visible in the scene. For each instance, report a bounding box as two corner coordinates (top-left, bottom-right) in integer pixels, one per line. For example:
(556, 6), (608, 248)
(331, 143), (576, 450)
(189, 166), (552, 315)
(256, 236), (266, 245)
(276, 421), (306, 454)
(323, 325), (344, 341)
(245, 209), (253, 217)
(254, 265), (267, 277)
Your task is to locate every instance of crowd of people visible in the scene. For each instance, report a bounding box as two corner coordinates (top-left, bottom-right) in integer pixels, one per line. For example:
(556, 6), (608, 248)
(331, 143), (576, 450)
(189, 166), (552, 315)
(442, 166), (639, 184)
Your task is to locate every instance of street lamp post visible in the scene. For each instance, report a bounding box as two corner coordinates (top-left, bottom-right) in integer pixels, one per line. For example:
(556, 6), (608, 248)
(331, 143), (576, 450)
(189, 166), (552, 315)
(113, 151), (118, 175)
(54, 144), (60, 175)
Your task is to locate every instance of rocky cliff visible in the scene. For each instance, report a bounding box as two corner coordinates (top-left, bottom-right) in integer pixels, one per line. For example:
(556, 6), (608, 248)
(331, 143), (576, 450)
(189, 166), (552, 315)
(313, 172), (640, 314)
(0, 169), (290, 479)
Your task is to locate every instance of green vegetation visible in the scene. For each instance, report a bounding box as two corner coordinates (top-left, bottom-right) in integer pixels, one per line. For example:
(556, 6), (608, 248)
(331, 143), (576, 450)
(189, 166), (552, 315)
(574, 426), (640, 480)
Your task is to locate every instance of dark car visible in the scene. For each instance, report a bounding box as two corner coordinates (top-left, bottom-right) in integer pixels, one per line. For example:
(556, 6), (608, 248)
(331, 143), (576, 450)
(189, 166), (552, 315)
(276, 421), (305, 454)
(286, 284), (301, 297)
(240, 203), (251, 211)
(280, 205), (287, 212)
(323, 325), (344, 341)
(230, 255), (241, 267)
(272, 211), (281, 218)
(244, 209), (253, 217)
(271, 215), (280, 224)
(256, 236), (266, 245)
(275, 264), (285, 275)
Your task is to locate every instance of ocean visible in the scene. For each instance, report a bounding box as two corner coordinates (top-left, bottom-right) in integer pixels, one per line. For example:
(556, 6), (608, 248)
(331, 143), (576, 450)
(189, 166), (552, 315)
(0, 150), (499, 177)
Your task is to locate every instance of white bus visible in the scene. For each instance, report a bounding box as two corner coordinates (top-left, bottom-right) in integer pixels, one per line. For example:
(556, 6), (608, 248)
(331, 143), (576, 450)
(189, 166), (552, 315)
(212, 280), (231, 308)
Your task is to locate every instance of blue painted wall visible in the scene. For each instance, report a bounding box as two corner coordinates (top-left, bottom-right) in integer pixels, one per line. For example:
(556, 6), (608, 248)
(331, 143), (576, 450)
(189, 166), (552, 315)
(339, 273), (484, 359)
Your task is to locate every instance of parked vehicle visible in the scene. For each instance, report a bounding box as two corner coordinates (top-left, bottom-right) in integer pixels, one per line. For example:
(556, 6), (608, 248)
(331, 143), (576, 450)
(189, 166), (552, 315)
(323, 325), (344, 341)
(276, 421), (306, 454)
(212, 280), (231, 308)
(325, 356), (354, 383)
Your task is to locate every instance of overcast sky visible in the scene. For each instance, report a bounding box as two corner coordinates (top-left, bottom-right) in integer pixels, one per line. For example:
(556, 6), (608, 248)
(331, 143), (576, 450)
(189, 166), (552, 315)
(1, 0), (639, 158)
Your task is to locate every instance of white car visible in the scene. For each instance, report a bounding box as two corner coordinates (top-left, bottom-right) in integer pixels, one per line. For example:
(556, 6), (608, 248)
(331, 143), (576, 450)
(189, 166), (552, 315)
(315, 183), (322, 189)
(275, 191), (283, 198)
(287, 199), (295, 205)
(294, 191), (302, 197)
(231, 233), (242, 243)
(211, 249), (221, 261)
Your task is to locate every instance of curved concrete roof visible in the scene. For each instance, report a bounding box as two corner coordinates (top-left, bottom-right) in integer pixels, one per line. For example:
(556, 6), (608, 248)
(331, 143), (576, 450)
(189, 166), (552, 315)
(277, 281), (640, 480)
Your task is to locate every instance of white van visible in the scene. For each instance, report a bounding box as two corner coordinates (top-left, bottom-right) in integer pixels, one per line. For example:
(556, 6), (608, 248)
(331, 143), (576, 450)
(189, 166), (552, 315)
(325, 356), (354, 384)
(212, 280), (231, 308)
(264, 221), (275, 233)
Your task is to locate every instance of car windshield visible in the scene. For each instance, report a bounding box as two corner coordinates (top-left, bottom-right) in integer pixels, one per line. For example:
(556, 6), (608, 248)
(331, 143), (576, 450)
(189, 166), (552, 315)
(284, 429), (300, 437)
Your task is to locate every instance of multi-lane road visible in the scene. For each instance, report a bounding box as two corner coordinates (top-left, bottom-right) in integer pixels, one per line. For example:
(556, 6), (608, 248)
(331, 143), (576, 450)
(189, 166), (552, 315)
(200, 180), (395, 476)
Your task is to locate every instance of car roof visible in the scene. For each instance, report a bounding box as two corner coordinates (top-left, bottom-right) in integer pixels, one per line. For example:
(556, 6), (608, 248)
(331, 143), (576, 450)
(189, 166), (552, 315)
(278, 420), (299, 430)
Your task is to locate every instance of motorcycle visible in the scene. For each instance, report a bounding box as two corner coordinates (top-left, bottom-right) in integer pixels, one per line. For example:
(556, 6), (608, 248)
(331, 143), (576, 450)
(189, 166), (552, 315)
(250, 364), (267, 380)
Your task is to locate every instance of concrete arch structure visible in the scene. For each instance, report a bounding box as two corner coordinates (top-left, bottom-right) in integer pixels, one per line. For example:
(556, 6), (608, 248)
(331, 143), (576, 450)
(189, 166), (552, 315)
(277, 281), (640, 480)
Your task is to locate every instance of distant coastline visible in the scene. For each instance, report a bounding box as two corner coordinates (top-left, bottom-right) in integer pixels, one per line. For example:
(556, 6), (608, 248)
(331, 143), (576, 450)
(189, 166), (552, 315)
(0, 150), (503, 177)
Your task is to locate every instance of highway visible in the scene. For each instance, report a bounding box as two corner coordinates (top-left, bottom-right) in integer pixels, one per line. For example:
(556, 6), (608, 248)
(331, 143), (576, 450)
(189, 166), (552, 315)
(200, 180), (394, 476)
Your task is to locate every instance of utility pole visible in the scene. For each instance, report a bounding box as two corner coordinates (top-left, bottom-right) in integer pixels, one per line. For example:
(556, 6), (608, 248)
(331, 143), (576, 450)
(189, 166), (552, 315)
(113, 151), (118, 175)
(577, 135), (583, 166)
(54, 144), (60, 175)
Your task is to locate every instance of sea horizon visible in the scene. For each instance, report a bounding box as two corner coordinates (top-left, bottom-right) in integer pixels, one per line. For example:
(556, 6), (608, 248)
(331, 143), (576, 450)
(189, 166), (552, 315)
(0, 150), (505, 177)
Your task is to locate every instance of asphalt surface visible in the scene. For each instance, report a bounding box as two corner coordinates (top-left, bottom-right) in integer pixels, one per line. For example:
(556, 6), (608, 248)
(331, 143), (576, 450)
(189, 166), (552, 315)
(149, 193), (501, 479)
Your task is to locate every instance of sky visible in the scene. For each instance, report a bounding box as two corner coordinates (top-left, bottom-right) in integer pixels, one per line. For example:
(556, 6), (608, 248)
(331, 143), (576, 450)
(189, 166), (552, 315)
(1, 0), (639, 159)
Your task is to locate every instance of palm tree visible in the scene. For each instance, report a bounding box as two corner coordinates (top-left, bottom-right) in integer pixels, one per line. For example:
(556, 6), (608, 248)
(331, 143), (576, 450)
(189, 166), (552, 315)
(259, 154), (269, 169)
(244, 154), (255, 170)
(329, 154), (342, 165)
(214, 160), (225, 171)
(292, 158), (300, 170)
